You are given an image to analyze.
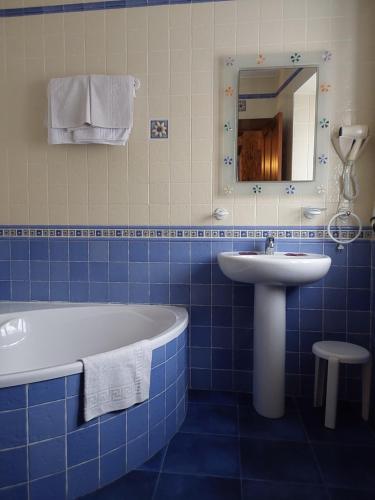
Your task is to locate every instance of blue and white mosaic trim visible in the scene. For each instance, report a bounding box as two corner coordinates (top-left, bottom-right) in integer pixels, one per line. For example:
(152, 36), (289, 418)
(0, 0), (232, 18)
(0, 227), (372, 240)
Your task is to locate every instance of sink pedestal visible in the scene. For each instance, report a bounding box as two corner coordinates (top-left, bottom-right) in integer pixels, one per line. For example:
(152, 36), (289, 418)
(253, 284), (286, 418)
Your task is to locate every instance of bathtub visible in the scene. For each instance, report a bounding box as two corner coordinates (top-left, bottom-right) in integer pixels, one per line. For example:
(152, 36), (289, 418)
(0, 302), (189, 499)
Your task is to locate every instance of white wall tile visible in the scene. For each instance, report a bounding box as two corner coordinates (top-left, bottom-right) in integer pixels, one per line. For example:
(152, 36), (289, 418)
(0, 0), (374, 228)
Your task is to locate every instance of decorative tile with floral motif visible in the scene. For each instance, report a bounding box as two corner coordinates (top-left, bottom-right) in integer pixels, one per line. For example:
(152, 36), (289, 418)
(224, 185), (234, 195)
(322, 50), (332, 62)
(150, 120), (168, 139)
(290, 52), (301, 63)
(225, 86), (234, 96)
(256, 54), (266, 64)
(224, 121), (232, 132)
(320, 83), (331, 93)
(318, 153), (328, 165)
(320, 118), (329, 128)
(224, 156), (233, 166)
(252, 185), (262, 194)
(285, 184), (296, 195)
(225, 56), (235, 67)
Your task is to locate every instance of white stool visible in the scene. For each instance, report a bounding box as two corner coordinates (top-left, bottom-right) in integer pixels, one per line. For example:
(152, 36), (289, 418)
(312, 341), (372, 429)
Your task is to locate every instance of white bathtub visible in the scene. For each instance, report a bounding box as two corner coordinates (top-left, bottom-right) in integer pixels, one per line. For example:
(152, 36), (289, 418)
(0, 302), (188, 388)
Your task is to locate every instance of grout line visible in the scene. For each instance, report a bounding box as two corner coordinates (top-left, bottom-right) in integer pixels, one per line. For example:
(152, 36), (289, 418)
(294, 397), (331, 499)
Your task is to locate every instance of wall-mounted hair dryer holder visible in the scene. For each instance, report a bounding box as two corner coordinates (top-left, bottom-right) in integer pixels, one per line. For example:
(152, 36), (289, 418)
(328, 124), (370, 250)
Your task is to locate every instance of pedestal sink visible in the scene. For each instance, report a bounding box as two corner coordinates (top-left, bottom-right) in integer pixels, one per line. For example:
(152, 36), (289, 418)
(218, 251), (331, 419)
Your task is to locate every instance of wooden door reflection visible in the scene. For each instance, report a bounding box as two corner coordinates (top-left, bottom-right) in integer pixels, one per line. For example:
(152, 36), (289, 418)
(237, 112), (283, 181)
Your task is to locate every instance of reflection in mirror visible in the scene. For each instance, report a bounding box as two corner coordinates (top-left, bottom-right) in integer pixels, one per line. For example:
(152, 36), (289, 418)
(237, 66), (317, 182)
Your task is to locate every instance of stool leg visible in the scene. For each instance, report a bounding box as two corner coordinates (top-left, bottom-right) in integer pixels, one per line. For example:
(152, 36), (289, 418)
(325, 358), (339, 429)
(314, 357), (326, 407)
(362, 357), (372, 421)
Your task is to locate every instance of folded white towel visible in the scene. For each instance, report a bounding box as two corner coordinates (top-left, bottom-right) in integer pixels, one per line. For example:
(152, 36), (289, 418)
(90, 75), (136, 129)
(72, 126), (131, 145)
(81, 340), (152, 421)
(47, 74), (139, 146)
(49, 75), (90, 129)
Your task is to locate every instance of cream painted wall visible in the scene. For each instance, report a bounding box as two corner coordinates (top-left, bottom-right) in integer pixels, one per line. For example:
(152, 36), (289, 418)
(0, 0), (374, 227)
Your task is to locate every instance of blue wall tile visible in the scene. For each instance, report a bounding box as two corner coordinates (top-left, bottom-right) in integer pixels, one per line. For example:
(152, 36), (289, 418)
(109, 240), (128, 262)
(126, 433), (149, 471)
(67, 459), (99, 499)
(10, 240), (29, 261)
(0, 240), (10, 260)
(0, 484), (28, 500)
(129, 241), (148, 262)
(69, 240), (88, 261)
(67, 425), (99, 467)
(50, 282), (70, 301)
(0, 447), (27, 488)
(50, 262), (69, 281)
(49, 240), (69, 262)
(30, 240), (49, 261)
(29, 400), (65, 442)
(89, 241), (108, 262)
(100, 446), (126, 487)
(29, 437), (65, 480)
(30, 472), (66, 500)
(28, 378), (65, 406)
(149, 393), (166, 428)
(100, 414), (126, 454)
(127, 403), (148, 441)
(149, 241), (169, 262)
(0, 385), (26, 411)
(0, 409), (26, 450)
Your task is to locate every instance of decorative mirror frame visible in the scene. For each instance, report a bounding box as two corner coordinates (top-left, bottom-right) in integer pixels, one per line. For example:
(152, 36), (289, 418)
(221, 51), (332, 198)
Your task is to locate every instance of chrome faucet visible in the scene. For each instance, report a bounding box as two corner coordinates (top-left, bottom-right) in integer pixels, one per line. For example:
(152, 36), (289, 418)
(265, 236), (275, 255)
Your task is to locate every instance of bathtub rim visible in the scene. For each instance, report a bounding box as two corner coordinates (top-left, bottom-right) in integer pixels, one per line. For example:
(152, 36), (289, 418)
(0, 302), (188, 389)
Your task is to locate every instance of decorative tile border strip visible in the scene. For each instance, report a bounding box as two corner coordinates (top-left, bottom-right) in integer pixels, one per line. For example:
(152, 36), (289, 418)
(0, 0), (231, 18)
(0, 226), (373, 240)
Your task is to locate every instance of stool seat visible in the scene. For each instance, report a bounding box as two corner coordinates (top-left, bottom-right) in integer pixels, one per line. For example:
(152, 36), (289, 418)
(312, 340), (372, 429)
(313, 341), (370, 364)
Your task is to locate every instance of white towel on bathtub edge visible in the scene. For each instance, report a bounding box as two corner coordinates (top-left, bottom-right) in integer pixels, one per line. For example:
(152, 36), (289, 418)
(81, 340), (152, 421)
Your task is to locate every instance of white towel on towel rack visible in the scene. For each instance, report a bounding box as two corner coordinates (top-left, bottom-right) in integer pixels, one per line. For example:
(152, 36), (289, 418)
(47, 74), (139, 145)
(89, 75), (136, 129)
(81, 340), (152, 421)
(49, 75), (90, 129)
(72, 126), (131, 145)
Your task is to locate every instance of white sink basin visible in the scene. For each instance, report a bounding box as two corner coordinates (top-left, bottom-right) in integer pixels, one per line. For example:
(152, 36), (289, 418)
(218, 251), (331, 286)
(217, 250), (332, 420)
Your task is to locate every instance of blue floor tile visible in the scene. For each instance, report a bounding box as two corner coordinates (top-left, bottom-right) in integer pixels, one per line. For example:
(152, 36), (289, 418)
(240, 438), (322, 483)
(84, 470), (158, 499)
(239, 405), (306, 442)
(154, 473), (241, 500)
(328, 487), (375, 500)
(163, 432), (240, 477)
(188, 389), (238, 406)
(137, 447), (167, 472)
(242, 480), (329, 500)
(180, 403), (238, 436)
(313, 443), (375, 490)
(297, 399), (375, 445)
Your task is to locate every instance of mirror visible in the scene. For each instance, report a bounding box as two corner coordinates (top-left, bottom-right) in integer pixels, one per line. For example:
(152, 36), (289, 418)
(221, 52), (331, 197)
(237, 66), (318, 182)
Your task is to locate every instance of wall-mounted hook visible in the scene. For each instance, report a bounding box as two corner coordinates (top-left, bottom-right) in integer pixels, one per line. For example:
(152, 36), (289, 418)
(213, 208), (229, 220)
